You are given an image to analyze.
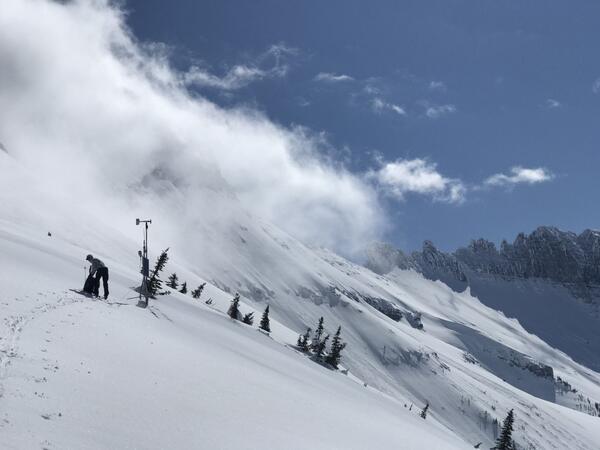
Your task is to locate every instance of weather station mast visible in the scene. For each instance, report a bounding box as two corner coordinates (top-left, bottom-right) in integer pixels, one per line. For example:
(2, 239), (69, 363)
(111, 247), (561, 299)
(136, 218), (152, 308)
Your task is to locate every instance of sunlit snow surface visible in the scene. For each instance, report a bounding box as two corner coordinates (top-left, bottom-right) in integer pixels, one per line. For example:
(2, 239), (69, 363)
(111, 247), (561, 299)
(1, 214), (600, 449)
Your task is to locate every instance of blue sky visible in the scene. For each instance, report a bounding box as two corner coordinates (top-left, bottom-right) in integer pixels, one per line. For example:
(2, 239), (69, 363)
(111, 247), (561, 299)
(125, 0), (600, 251)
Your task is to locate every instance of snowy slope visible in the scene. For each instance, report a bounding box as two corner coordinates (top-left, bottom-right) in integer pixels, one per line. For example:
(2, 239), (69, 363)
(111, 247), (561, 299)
(2, 197), (600, 449)
(2, 137), (600, 449)
(0, 224), (468, 450)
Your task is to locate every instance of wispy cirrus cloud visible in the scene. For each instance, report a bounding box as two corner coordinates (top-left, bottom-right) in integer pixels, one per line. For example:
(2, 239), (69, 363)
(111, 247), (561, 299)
(370, 158), (466, 204)
(593, 77), (600, 94)
(183, 43), (297, 90)
(545, 98), (561, 109)
(424, 103), (457, 119)
(314, 72), (354, 83)
(428, 80), (446, 91)
(484, 166), (554, 187)
(372, 97), (406, 116)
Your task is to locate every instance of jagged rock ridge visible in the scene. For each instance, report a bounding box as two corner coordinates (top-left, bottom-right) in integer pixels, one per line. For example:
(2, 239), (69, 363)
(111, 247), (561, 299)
(368, 226), (600, 289)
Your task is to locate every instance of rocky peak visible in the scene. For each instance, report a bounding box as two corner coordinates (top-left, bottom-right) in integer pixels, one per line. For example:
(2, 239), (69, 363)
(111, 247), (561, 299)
(411, 241), (467, 285)
(367, 226), (600, 289)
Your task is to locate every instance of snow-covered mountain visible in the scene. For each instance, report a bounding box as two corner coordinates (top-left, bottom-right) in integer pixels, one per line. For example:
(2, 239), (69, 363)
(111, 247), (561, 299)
(3, 151), (600, 449)
(367, 228), (600, 373)
(2, 1), (600, 448)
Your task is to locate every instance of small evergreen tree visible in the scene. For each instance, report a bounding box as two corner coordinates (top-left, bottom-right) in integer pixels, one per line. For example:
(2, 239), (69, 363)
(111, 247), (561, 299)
(314, 334), (329, 360)
(179, 282), (187, 294)
(297, 327), (311, 352)
(147, 248), (169, 296)
(420, 403), (429, 419)
(310, 317), (325, 352)
(325, 326), (346, 368)
(228, 293), (241, 320)
(494, 409), (515, 450)
(166, 273), (179, 289)
(191, 283), (206, 299)
(242, 312), (254, 325)
(259, 305), (271, 332)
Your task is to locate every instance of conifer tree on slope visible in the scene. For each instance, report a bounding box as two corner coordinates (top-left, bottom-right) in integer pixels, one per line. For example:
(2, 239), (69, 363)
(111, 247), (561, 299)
(420, 403), (429, 419)
(166, 273), (179, 289)
(494, 409), (515, 450)
(147, 248), (169, 296)
(228, 293), (241, 320)
(310, 317), (325, 352)
(325, 326), (346, 368)
(242, 312), (254, 325)
(259, 305), (271, 332)
(179, 282), (188, 294)
(314, 334), (329, 361)
(191, 283), (206, 299)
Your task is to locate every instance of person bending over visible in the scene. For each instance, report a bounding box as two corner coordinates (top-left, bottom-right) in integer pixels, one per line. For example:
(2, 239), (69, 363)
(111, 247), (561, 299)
(86, 254), (109, 299)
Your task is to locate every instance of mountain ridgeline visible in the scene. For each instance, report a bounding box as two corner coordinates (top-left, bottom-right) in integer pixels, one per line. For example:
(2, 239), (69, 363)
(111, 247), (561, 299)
(368, 226), (600, 292)
(367, 226), (600, 372)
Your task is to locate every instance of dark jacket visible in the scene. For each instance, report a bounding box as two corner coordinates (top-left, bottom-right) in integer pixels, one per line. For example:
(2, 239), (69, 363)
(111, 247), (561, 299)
(89, 257), (106, 275)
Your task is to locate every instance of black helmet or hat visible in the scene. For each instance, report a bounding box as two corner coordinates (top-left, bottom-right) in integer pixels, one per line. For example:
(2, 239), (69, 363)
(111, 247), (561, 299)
(86, 254), (93, 261)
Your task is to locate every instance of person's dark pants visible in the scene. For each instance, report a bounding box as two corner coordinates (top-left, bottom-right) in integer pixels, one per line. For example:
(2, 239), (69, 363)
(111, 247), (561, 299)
(94, 267), (109, 299)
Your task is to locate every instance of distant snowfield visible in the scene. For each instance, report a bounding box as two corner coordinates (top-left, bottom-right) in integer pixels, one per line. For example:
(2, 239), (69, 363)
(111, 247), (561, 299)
(0, 225), (467, 450)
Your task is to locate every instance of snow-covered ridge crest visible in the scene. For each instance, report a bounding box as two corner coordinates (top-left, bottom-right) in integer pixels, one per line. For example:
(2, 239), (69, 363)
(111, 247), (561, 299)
(366, 226), (600, 372)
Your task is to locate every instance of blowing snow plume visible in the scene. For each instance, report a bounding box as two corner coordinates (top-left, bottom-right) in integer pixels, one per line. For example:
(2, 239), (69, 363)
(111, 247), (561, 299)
(0, 0), (384, 265)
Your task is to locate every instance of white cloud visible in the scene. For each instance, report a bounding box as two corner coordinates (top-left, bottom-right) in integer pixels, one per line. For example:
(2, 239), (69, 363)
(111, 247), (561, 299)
(183, 43), (296, 90)
(183, 65), (268, 90)
(545, 98), (561, 109)
(371, 159), (466, 204)
(371, 160), (553, 203)
(593, 77), (600, 94)
(314, 72), (354, 83)
(428, 81), (446, 91)
(425, 104), (457, 119)
(0, 0), (383, 257)
(484, 167), (554, 187)
(363, 83), (381, 96)
(372, 98), (406, 116)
